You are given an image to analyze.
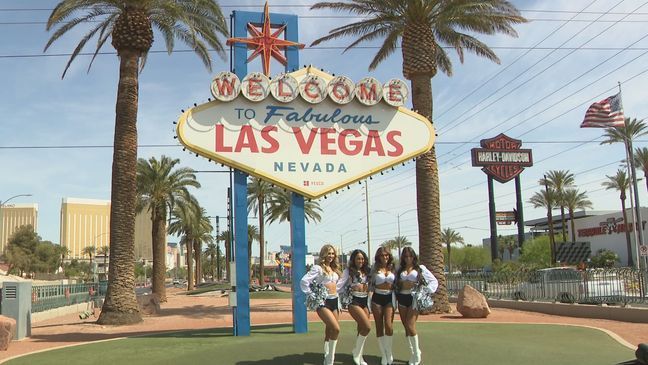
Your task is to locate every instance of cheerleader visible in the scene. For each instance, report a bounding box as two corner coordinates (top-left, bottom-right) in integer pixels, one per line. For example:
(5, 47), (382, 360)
(337, 249), (371, 365)
(395, 247), (438, 365)
(371, 246), (396, 365)
(300, 244), (341, 365)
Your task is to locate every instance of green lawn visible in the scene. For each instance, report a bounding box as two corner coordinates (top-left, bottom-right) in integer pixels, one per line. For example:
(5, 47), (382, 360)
(6, 322), (634, 365)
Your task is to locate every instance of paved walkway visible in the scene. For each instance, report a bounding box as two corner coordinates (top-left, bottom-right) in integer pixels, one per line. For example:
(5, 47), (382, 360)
(2, 288), (647, 363)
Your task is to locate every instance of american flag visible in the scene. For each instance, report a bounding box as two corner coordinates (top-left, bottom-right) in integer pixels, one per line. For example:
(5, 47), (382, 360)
(580, 92), (625, 128)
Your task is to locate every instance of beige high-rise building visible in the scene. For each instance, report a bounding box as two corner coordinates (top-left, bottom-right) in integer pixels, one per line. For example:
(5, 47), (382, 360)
(60, 198), (154, 261)
(0, 203), (38, 252)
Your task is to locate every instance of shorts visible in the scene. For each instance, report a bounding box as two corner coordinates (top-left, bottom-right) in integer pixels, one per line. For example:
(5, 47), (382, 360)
(320, 298), (339, 312)
(371, 292), (393, 307)
(350, 295), (368, 309)
(396, 293), (413, 308)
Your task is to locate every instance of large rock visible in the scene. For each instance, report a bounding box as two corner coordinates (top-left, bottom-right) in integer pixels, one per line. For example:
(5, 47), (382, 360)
(137, 293), (161, 316)
(0, 315), (17, 351)
(636, 343), (648, 365)
(457, 284), (491, 318)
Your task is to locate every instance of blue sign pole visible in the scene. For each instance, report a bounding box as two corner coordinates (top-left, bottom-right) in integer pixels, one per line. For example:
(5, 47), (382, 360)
(233, 170), (250, 336)
(291, 193), (307, 333)
(230, 8), (303, 336)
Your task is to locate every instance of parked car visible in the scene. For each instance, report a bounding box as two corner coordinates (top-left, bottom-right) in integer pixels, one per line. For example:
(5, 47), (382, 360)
(512, 267), (628, 304)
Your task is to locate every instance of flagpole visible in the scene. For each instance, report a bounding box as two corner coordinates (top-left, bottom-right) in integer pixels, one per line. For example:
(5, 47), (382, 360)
(624, 136), (641, 269)
(619, 82), (644, 269)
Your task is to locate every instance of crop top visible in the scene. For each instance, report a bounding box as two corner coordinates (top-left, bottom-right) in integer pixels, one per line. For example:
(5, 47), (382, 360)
(300, 264), (340, 299)
(337, 269), (369, 297)
(374, 271), (395, 286)
(398, 265), (439, 294)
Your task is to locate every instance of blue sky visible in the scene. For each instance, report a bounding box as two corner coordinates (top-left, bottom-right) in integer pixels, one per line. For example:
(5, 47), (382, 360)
(2, 0), (648, 259)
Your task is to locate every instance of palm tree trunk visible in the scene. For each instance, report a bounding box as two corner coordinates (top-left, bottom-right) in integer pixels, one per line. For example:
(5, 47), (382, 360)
(225, 237), (231, 282)
(560, 206), (567, 242)
(186, 238), (194, 290)
(569, 208), (577, 243)
(97, 50), (142, 325)
(447, 243), (451, 274)
(258, 200), (265, 286)
(547, 206), (556, 265)
(410, 73), (449, 313)
(194, 239), (201, 285)
(152, 207), (167, 302)
(621, 198), (634, 267)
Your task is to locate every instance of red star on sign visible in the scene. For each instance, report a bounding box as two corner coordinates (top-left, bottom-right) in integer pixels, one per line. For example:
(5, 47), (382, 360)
(226, 2), (305, 76)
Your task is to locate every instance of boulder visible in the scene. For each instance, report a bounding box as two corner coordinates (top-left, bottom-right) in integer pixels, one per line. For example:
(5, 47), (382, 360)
(137, 293), (161, 316)
(457, 284), (491, 318)
(636, 343), (648, 365)
(0, 316), (17, 351)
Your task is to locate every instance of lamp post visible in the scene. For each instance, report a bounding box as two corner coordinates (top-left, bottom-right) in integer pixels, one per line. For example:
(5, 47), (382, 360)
(374, 208), (416, 257)
(0, 194), (33, 252)
(325, 228), (358, 266)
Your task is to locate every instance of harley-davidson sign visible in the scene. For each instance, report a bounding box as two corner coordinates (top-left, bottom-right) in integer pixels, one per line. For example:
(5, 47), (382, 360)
(176, 67), (435, 199)
(471, 134), (533, 183)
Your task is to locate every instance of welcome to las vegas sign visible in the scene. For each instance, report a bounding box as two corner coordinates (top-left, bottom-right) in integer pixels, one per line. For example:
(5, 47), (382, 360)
(176, 66), (435, 199)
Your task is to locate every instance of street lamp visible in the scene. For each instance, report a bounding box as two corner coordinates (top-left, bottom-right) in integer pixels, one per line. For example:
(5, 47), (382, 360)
(0, 194), (33, 252)
(325, 228), (358, 265)
(373, 208), (417, 256)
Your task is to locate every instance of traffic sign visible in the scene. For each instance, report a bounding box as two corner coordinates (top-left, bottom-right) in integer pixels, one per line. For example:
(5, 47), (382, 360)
(640, 245), (648, 257)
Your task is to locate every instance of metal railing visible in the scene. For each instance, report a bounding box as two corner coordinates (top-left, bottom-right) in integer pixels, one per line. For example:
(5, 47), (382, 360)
(30, 282), (106, 313)
(447, 268), (648, 305)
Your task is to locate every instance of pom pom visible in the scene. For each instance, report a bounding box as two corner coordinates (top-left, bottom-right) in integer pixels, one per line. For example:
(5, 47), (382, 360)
(305, 282), (328, 311)
(412, 284), (434, 312)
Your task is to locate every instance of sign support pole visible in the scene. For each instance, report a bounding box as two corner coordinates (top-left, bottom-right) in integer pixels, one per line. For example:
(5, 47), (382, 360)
(234, 170), (250, 336)
(488, 176), (498, 262)
(515, 176), (525, 249)
(291, 193), (307, 333)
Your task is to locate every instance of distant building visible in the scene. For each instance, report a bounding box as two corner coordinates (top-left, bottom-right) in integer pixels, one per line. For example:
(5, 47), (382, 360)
(59, 198), (154, 261)
(0, 203), (38, 252)
(520, 208), (647, 266)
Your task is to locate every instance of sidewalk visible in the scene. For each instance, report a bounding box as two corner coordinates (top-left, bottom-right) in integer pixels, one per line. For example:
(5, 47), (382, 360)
(2, 288), (647, 362)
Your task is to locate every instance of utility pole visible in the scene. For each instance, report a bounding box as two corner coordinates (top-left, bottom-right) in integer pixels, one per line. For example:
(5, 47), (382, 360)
(364, 180), (372, 264)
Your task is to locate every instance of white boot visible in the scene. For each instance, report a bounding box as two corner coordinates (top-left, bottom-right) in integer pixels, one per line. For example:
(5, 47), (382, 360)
(323, 341), (329, 365)
(352, 335), (368, 365)
(377, 337), (388, 365)
(384, 335), (394, 364)
(327, 339), (338, 365)
(407, 336), (415, 364)
(408, 335), (421, 365)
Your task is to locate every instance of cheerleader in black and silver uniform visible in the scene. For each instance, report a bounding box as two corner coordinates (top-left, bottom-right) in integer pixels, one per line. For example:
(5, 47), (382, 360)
(395, 247), (438, 365)
(370, 246), (396, 365)
(337, 249), (371, 365)
(300, 244), (341, 365)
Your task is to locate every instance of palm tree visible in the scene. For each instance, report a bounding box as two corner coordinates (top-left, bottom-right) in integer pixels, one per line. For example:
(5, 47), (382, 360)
(381, 235), (412, 254)
(265, 188), (323, 224)
(82, 245), (96, 265)
(542, 170), (575, 242)
(205, 243), (218, 280)
(562, 189), (593, 243)
(217, 230), (232, 282)
(168, 194), (202, 291)
(248, 224), (260, 282)
(137, 155), (200, 302)
(310, 0), (526, 313)
(602, 170), (634, 267)
(441, 228), (464, 274)
(97, 245), (110, 280)
(46, 0), (228, 325)
(191, 207), (214, 285)
(529, 188), (558, 264)
(247, 177), (274, 286)
(633, 147), (648, 193)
